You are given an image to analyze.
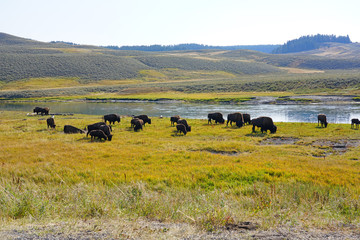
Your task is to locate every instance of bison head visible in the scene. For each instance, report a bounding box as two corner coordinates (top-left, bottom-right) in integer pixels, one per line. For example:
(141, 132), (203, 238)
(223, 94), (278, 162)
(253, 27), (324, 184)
(107, 134), (113, 141)
(270, 125), (277, 134)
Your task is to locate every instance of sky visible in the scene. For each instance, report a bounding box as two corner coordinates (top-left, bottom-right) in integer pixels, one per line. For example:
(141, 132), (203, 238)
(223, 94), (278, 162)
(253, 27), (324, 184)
(1, 0), (360, 46)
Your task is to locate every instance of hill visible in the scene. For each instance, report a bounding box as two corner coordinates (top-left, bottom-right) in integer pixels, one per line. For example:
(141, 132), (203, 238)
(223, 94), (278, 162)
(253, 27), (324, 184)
(108, 43), (280, 53)
(1, 32), (360, 98)
(0, 33), (281, 83)
(272, 34), (352, 54)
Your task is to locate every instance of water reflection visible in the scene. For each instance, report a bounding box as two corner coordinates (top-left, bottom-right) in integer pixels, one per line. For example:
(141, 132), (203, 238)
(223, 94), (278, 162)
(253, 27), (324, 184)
(1, 101), (360, 124)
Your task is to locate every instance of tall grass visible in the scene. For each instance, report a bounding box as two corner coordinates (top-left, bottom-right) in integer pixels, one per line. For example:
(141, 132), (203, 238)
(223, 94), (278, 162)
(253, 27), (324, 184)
(0, 111), (359, 230)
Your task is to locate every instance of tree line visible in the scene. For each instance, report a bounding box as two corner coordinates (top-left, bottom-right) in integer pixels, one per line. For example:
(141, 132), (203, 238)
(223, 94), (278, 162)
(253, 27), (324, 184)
(272, 34), (352, 54)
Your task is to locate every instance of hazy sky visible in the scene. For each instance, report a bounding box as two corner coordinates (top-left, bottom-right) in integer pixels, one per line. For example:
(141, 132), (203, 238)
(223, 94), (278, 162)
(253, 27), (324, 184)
(1, 0), (359, 46)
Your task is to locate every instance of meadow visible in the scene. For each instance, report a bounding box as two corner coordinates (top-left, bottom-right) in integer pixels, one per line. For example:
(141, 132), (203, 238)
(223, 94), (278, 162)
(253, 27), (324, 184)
(0, 110), (359, 231)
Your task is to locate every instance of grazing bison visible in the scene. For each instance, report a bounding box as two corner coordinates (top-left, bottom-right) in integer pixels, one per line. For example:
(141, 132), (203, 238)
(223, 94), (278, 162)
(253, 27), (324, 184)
(104, 114), (121, 125)
(318, 114), (328, 128)
(132, 118), (144, 131)
(243, 113), (251, 125)
(133, 115), (151, 126)
(227, 112), (244, 127)
(99, 124), (113, 141)
(176, 124), (187, 135)
(46, 117), (56, 129)
(64, 125), (85, 134)
(89, 130), (107, 142)
(351, 118), (360, 129)
(208, 112), (225, 124)
(251, 116), (277, 134)
(177, 119), (191, 132)
(86, 122), (111, 137)
(170, 115), (180, 126)
(34, 107), (50, 115)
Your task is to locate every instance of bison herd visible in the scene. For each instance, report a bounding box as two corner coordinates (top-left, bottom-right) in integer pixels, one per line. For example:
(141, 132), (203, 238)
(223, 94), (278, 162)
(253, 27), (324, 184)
(34, 106), (359, 142)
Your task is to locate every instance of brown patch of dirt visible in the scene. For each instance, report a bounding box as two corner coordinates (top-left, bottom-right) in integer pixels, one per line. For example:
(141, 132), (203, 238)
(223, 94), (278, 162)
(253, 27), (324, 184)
(312, 139), (360, 156)
(260, 137), (299, 145)
(204, 150), (240, 156)
(225, 222), (259, 230)
(1, 220), (359, 240)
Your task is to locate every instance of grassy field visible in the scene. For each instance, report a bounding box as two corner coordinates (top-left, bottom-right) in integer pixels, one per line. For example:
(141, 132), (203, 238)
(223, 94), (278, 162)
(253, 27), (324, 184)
(0, 111), (359, 231)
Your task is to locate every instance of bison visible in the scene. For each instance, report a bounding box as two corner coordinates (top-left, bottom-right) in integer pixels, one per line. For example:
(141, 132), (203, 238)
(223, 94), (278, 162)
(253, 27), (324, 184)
(133, 115), (151, 126)
(86, 122), (111, 137)
(227, 112), (244, 127)
(170, 115), (180, 126)
(64, 125), (85, 134)
(89, 130), (107, 142)
(208, 112), (225, 124)
(177, 119), (191, 132)
(318, 114), (328, 128)
(34, 107), (50, 115)
(176, 124), (187, 135)
(46, 117), (56, 129)
(132, 118), (144, 132)
(351, 118), (360, 129)
(99, 124), (113, 141)
(104, 114), (121, 125)
(243, 113), (251, 125)
(251, 116), (277, 134)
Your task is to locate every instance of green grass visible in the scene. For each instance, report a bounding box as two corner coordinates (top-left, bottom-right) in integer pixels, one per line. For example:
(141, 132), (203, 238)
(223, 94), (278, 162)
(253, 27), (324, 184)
(0, 111), (359, 230)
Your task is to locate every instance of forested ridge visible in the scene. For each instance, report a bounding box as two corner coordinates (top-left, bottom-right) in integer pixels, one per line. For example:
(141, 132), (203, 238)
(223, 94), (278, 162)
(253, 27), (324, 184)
(272, 34), (352, 54)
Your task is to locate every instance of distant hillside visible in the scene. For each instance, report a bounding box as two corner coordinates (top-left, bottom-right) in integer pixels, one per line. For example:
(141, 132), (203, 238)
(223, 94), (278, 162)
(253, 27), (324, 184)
(106, 44), (280, 54)
(0, 33), (281, 83)
(0, 32), (44, 45)
(2, 31), (360, 97)
(272, 34), (352, 54)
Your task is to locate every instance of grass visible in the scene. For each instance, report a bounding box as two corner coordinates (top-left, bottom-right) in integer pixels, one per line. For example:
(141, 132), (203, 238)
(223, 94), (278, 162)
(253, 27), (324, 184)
(0, 111), (359, 231)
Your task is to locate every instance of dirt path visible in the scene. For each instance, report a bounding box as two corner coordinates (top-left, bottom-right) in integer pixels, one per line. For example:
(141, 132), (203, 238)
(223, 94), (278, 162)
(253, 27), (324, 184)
(1, 219), (359, 239)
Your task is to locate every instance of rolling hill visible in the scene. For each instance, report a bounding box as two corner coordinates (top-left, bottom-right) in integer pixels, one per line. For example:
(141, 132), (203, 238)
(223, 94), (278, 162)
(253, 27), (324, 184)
(1, 32), (360, 98)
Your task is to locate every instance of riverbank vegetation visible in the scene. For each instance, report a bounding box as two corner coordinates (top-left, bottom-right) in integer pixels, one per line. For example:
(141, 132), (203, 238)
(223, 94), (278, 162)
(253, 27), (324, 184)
(0, 111), (359, 231)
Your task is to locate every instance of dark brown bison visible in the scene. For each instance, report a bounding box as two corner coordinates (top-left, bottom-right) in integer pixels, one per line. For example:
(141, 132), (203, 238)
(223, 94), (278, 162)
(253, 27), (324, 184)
(177, 119), (191, 132)
(243, 113), (251, 125)
(34, 107), (50, 115)
(176, 124), (187, 135)
(351, 118), (360, 129)
(104, 114), (121, 125)
(46, 117), (56, 129)
(208, 112), (225, 124)
(99, 124), (113, 141)
(89, 130), (107, 142)
(132, 118), (144, 132)
(251, 116), (277, 134)
(133, 115), (151, 126)
(64, 125), (85, 134)
(86, 122), (111, 137)
(227, 112), (244, 127)
(318, 114), (328, 128)
(170, 115), (180, 126)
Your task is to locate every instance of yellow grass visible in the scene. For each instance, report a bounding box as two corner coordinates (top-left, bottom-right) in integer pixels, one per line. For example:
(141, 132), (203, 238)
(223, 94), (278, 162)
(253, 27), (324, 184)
(0, 111), (359, 229)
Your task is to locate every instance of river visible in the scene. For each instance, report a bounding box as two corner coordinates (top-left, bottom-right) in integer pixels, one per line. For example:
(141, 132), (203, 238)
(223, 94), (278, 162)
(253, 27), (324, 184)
(1, 101), (360, 124)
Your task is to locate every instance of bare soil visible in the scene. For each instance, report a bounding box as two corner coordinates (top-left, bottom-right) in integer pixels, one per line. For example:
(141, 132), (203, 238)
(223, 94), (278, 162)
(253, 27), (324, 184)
(1, 219), (359, 240)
